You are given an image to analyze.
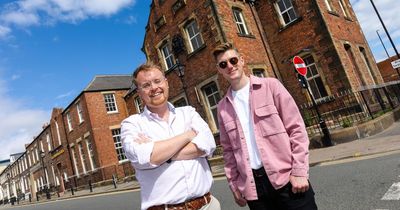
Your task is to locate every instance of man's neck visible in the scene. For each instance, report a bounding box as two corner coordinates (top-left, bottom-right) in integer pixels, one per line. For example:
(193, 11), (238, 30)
(147, 104), (170, 122)
(231, 75), (250, 91)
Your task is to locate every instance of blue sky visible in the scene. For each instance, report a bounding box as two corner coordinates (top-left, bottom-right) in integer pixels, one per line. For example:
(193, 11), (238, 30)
(0, 0), (399, 159)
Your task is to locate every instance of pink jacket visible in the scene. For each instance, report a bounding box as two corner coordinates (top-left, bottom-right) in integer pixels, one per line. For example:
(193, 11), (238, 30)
(217, 76), (309, 200)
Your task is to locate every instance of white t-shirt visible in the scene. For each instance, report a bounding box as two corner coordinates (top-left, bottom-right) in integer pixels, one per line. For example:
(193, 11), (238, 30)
(232, 82), (262, 169)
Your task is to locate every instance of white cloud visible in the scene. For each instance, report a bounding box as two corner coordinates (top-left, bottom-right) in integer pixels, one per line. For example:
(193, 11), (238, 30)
(11, 74), (21, 80)
(2, 11), (39, 26)
(124, 15), (137, 24)
(0, 75), (49, 160)
(0, 0), (136, 29)
(350, 0), (400, 61)
(56, 90), (74, 99)
(0, 25), (11, 39)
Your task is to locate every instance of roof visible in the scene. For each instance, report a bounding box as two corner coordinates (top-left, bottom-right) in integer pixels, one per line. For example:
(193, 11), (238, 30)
(84, 75), (133, 92)
(0, 159), (10, 165)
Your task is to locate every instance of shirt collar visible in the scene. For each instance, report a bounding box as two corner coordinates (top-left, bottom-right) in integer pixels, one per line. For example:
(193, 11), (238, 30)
(226, 75), (261, 102)
(143, 102), (176, 120)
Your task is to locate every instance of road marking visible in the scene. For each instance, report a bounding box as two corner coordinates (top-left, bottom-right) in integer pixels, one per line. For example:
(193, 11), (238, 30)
(382, 182), (400, 200)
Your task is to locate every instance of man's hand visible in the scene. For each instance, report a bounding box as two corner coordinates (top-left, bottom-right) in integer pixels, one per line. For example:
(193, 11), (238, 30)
(289, 175), (309, 193)
(184, 128), (197, 141)
(134, 133), (151, 144)
(232, 190), (247, 207)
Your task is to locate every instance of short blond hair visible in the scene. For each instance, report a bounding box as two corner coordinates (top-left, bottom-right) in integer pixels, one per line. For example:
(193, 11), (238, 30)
(132, 62), (164, 85)
(212, 42), (239, 60)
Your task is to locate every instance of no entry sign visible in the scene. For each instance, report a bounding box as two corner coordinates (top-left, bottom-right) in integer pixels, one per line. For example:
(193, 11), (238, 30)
(293, 56), (307, 76)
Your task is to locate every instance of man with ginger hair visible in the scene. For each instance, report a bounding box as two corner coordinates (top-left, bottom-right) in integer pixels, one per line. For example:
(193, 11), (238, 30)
(121, 62), (220, 210)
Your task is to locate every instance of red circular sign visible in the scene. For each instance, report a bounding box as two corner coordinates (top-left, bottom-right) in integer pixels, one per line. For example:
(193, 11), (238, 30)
(293, 56), (307, 76)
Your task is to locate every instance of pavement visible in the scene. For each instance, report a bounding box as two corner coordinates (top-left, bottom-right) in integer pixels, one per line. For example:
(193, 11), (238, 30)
(3, 120), (400, 208)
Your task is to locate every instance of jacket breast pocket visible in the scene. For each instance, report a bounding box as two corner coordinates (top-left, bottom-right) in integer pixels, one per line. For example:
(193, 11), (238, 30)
(255, 105), (286, 136)
(223, 121), (241, 149)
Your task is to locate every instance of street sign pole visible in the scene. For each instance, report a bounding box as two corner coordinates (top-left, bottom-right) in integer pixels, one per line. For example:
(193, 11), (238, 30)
(293, 56), (333, 147)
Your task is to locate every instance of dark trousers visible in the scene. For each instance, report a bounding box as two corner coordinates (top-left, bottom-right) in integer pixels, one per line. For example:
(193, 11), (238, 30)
(247, 168), (318, 210)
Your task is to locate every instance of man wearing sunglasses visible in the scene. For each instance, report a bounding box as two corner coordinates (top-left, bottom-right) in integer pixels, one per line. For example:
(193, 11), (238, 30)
(214, 43), (317, 210)
(121, 62), (220, 210)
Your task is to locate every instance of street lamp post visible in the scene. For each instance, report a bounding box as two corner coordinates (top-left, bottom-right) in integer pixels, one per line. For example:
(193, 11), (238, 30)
(173, 59), (190, 105)
(376, 30), (391, 59)
(40, 151), (51, 199)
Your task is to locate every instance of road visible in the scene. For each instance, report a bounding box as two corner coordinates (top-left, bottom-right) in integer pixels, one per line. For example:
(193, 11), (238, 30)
(1, 152), (399, 210)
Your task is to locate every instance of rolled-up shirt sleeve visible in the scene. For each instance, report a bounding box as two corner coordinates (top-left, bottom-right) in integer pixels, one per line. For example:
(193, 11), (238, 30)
(186, 106), (216, 157)
(121, 116), (158, 170)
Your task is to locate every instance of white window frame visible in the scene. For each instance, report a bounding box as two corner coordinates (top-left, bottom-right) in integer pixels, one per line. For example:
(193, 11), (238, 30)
(78, 142), (87, 174)
(103, 93), (118, 113)
(303, 55), (328, 100)
(35, 147), (39, 163)
(275, 0), (298, 26)
(46, 133), (52, 151)
(77, 102), (84, 124)
(338, 0), (350, 18)
(160, 42), (175, 70)
(112, 128), (127, 162)
(134, 96), (144, 113)
(85, 138), (96, 171)
(55, 121), (61, 146)
(40, 140), (44, 153)
(184, 20), (204, 52)
(324, 0), (333, 11)
(66, 112), (73, 132)
(201, 81), (221, 132)
(232, 8), (249, 35)
(172, 94), (188, 108)
(27, 152), (31, 167)
(70, 146), (79, 178)
(252, 69), (266, 78)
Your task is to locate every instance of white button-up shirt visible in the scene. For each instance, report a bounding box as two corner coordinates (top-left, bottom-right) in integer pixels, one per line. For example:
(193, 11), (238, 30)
(121, 103), (216, 210)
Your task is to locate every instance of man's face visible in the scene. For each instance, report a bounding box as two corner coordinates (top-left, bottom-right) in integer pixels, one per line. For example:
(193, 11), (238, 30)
(136, 68), (169, 109)
(216, 49), (244, 83)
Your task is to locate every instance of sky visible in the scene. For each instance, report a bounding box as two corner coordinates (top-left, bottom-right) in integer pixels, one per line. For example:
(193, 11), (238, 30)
(0, 0), (399, 160)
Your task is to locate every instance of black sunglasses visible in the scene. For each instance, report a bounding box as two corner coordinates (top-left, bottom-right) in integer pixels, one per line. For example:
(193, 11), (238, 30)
(218, 57), (239, 69)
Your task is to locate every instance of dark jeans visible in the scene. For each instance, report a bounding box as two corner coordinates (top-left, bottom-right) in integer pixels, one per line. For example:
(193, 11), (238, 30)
(247, 168), (318, 210)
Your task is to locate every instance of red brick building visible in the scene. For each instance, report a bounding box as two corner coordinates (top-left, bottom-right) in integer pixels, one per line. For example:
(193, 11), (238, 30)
(1, 75), (135, 200)
(60, 75), (133, 187)
(126, 0), (280, 135)
(255, 0), (383, 104)
(125, 0), (383, 132)
(377, 56), (400, 82)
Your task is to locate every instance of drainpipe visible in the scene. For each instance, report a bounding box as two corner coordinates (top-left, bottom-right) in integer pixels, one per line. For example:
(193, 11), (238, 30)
(248, 0), (280, 80)
(210, 0), (227, 43)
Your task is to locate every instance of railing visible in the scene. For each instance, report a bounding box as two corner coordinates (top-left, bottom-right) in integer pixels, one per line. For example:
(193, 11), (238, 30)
(299, 81), (400, 136)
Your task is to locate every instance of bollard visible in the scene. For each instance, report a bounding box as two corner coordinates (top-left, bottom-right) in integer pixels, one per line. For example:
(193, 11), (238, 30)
(29, 194), (32, 203)
(57, 191), (60, 198)
(36, 194), (39, 202)
(71, 184), (74, 196)
(89, 180), (93, 192)
(112, 174), (117, 189)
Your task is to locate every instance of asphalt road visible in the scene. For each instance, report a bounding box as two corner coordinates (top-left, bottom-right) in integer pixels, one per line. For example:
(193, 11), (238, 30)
(1, 152), (399, 210)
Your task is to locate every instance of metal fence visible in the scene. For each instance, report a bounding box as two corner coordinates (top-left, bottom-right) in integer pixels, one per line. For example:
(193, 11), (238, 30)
(299, 81), (400, 136)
